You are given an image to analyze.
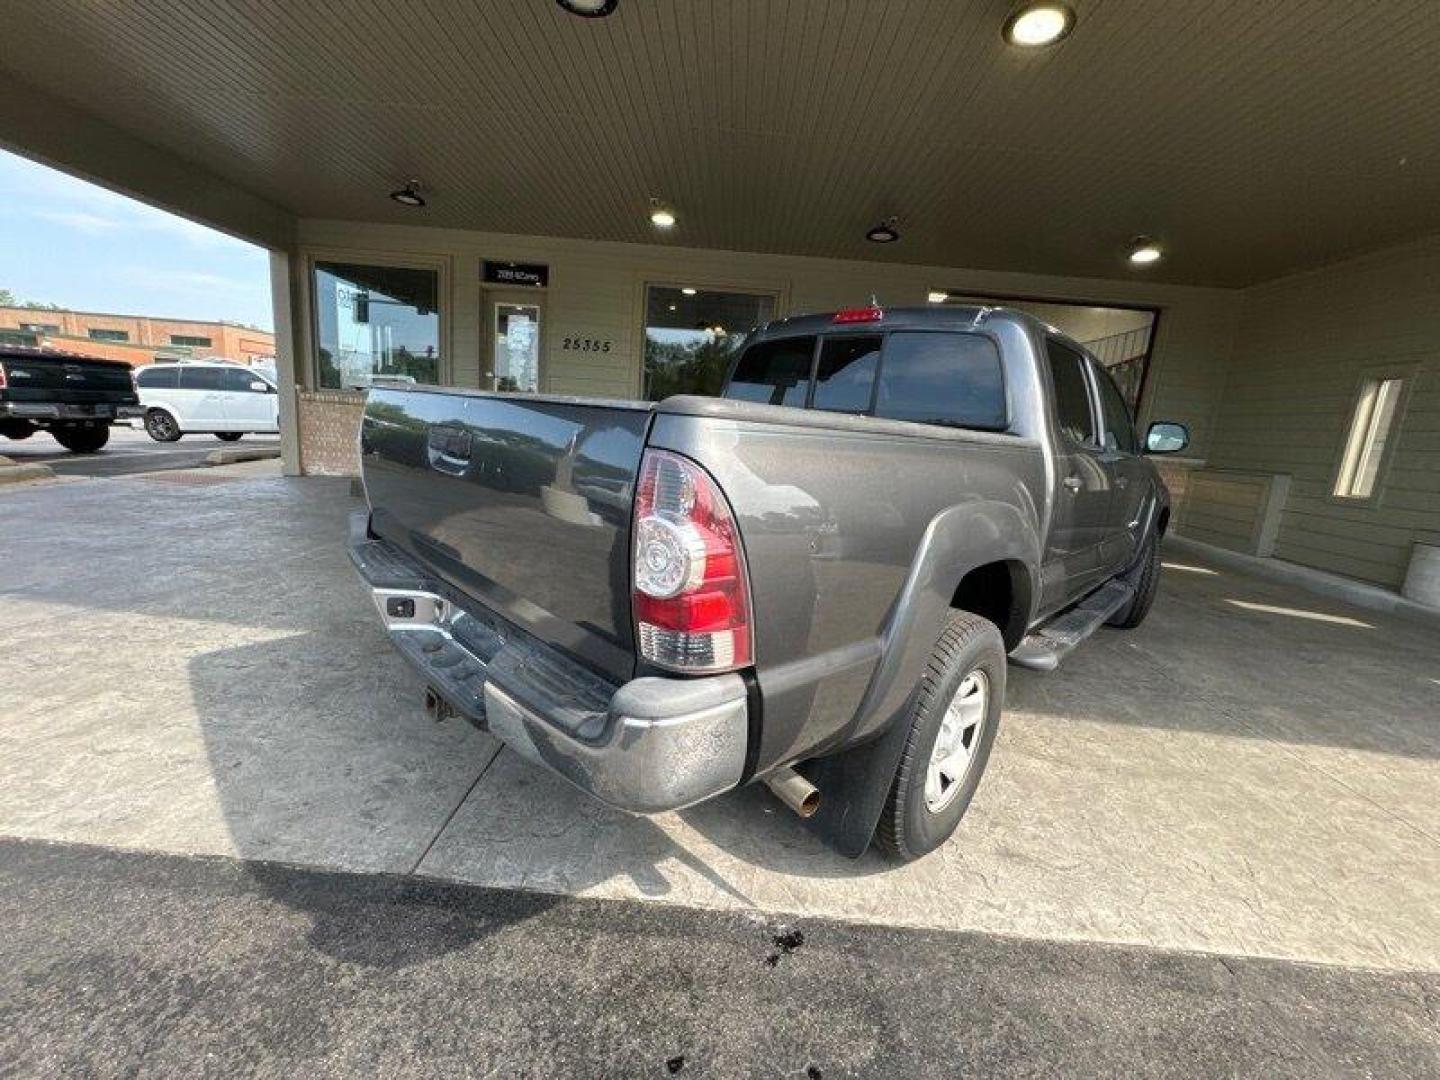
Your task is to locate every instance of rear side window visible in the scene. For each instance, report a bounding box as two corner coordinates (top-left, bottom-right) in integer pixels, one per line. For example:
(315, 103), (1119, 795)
(873, 332), (1006, 430)
(727, 336), (815, 407)
(1046, 339), (1095, 444)
(812, 335), (880, 413)
(1092, 361), (1137, 453)
(220, 367), (262, 392)
(179, 366), (224, 391)
(137, 366), (179, 389)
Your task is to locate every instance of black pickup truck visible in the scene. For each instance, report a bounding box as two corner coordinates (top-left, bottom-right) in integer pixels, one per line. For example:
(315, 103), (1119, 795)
(0, 345), (142, 452)
(350, 305), (1189, 860)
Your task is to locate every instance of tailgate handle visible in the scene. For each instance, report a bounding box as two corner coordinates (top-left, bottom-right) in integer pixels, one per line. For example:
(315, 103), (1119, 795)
(427, 425), (473, 473)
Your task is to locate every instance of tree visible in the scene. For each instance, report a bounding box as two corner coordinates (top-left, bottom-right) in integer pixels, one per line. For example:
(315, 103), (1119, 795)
(0, 289), (60, 310)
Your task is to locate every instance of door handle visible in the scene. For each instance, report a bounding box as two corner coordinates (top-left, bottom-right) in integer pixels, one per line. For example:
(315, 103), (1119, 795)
(1063, 476), (1082, 493)
(1116, 476), (1129, 490)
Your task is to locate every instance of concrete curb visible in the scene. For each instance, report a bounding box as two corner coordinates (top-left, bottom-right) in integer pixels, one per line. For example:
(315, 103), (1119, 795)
(0, 462), (57, 486)
(205, 446), (282, 466)
(1166, 533), (1440, 631)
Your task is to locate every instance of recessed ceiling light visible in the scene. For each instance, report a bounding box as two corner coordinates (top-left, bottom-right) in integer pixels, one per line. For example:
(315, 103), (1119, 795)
(556, 0), (618, 16)
(866, 217), (900, 244)
(668, 304), (677, 311)
(927, 291), (949, 304)
(649, 200), (676, 229)
(388, 180), (425, 208)
(1002, 4), (1074, 47)
(681, 287), (697, 296)
(1128, 238), (1164, 265)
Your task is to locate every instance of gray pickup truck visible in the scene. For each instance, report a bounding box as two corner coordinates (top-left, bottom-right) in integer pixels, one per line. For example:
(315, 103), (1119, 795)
(350, 304), (1188, 860)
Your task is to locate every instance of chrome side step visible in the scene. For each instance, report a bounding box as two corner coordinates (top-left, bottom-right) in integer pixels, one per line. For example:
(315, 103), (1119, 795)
(1009, 579), (1135, 672)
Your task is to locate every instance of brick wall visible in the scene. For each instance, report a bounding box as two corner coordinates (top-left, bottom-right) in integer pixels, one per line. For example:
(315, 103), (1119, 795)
(296, 390), (363, 476)
(0, 306), (274, 365)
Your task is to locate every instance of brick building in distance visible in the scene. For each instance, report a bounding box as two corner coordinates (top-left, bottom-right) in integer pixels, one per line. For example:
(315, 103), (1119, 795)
(0, 306), (274, 368)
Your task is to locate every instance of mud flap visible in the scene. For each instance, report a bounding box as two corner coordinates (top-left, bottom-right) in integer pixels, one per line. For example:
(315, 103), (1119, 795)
(797, 697), (915, 858)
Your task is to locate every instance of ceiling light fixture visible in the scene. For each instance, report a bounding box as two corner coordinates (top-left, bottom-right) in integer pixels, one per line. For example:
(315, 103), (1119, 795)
(556, 0), (618, 17)
(649, 199), (676, 229)
(388, 180), (426, 208)
(866, 217), (900, 244)
(1128, 237), (1164, 266)
(681, 286), (697, 295)
(927, 291), (949, 304)
(1002, 4), (1074, 47)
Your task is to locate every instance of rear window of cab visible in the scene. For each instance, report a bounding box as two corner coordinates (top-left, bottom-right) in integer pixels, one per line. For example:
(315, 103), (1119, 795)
(726, 330), (1007, 431)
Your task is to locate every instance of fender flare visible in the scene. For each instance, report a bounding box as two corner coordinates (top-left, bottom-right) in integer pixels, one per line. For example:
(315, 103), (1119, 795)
(801, 499), (1041, 856)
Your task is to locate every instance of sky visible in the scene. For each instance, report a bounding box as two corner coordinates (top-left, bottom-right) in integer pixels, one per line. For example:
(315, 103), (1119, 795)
(0, 149), (273, 330)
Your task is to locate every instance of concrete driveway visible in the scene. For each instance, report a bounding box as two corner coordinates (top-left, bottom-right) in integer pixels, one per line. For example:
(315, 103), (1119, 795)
(2, 466), (1438, 976)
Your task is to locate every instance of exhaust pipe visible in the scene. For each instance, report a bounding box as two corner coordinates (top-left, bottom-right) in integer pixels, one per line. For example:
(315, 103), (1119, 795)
(764, 767), (820, 818)
(423, 686), (456, 723)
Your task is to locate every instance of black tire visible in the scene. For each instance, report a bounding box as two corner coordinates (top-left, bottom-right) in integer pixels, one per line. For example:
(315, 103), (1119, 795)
(1107, 531), (1161, 629)
(215, 432), (244, 442)
(51, 423), (110, 454)
(875, 610), (1006, 862)
(0, 422), (35, 440)
(144, 409), (183, 443)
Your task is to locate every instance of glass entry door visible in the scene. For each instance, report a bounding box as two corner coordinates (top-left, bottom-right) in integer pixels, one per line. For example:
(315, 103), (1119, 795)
(486, 292), (543, 392)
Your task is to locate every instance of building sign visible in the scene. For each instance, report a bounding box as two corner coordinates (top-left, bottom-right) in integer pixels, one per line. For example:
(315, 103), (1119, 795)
(483, 261), (548, 287)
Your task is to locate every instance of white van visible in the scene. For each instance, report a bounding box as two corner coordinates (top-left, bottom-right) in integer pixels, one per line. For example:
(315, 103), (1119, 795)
(134, 362), (280, 442)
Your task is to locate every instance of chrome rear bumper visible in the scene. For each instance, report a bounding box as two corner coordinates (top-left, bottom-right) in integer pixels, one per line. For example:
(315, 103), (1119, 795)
(0, 402), (142, 420)
(349, 516), (749, 813)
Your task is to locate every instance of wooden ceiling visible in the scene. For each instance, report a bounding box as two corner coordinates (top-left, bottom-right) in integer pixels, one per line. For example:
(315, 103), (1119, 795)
(3, 0), (1438, 286)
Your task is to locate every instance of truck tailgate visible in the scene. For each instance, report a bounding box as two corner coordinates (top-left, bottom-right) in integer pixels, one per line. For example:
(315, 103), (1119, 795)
(0, 353), (135, 405)
(360, 388), (652, 682)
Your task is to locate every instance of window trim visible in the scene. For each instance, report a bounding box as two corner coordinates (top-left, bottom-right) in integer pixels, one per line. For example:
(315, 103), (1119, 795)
(303, 249), (452, 391)
(1329, 370), (1410, 505)
(1085, 356), (1139, 456)
(1044, 337), (1102, 451)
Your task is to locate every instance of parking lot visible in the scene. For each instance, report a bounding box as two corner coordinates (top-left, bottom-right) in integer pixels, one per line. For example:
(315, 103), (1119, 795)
(1, 425), (280, 478)
(3, 466), (1438, 1016)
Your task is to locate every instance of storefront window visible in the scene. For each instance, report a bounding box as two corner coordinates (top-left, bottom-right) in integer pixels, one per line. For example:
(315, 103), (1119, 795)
(643, 285), (776, 400)
(313, 261), (441, 389)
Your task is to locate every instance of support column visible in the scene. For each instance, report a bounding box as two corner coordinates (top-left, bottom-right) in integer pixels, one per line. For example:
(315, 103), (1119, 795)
(269, 250), (303, 476)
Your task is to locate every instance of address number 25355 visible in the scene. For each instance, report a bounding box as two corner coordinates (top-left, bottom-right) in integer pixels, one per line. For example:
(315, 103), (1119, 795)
(561, 336), (612, 353)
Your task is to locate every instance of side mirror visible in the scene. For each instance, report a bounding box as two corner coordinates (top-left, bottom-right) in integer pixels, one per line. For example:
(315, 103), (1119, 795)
(249, 380), (270, 393)
(1145, 421), (1189, 454)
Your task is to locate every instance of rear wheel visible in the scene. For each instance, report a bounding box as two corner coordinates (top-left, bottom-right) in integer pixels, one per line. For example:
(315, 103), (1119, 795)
(875, 610), (1005, 862)
(51, 423), (110, 454)
(215, 432), (244, 442)
(1107, 531), (1161, 629)
(0, 420), (35, 440)
(144, 409), (182, 443)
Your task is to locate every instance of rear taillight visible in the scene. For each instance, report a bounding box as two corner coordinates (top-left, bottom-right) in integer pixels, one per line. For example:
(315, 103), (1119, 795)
(632, 449), (753, 673)
(0, 362), (7, 389)
(833, 305), (883, 324)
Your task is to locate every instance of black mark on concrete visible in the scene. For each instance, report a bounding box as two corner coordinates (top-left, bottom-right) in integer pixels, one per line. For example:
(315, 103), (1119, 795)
(666, 1055), (685, 1073)
(765, 927), (805, 967)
